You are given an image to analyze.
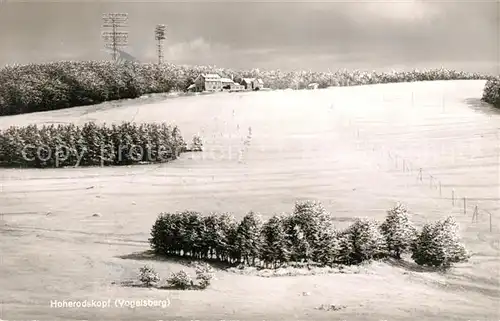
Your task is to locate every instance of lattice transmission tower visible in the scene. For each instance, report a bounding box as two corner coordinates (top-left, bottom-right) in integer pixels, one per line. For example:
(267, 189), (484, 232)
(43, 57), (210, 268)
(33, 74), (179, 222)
(155, 24), (166, 64)
(101, 13), (129, 62)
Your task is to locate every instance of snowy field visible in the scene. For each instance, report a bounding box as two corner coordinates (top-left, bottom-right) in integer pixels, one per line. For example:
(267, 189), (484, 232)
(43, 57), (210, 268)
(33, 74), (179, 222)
(0, 80), (499, 320)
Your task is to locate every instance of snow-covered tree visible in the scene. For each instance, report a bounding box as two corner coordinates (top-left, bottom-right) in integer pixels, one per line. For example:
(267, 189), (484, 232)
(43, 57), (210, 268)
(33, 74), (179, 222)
(285, 200), (335, 262)
(194, 262), (215, 289)
(178, 211), (204, 258)
(235, 211), (263, 266)
(312, 226), (340, 266)
(333, 229), (354, 265)
(167, 270), (193, 289)
(411, 216), (469, 268)
(260, 215), (290, 267)
(380, 203), (417, 259)
(190, 135), (203, 152)
(215, 213), (238, 263)
(202, 213), (219, 259)
(138, 265), (160, 287)
(344, 218), (387, 264)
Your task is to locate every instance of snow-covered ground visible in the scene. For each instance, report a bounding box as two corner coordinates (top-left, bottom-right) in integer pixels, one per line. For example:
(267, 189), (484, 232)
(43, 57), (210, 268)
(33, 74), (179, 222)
(0, 80), (498, 320)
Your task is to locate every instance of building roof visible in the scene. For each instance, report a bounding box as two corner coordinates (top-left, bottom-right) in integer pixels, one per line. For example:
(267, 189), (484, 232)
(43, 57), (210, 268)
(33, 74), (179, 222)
(241, 78), (255, 83)
(220, 78), (234, 83)
(255, 78), (264, 84)
(202, 74), (221, 79)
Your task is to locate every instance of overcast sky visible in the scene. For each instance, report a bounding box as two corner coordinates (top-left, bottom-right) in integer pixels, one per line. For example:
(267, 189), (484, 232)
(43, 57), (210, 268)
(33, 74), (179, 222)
(0, 0), (499, 73)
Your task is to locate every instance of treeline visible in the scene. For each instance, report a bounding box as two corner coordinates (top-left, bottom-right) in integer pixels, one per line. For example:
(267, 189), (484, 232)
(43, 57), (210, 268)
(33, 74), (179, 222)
(0, 60), (493, 116)
(150, 201), (469, 269)
(482, 77), (500, 108)
(0, 121), (187, 168)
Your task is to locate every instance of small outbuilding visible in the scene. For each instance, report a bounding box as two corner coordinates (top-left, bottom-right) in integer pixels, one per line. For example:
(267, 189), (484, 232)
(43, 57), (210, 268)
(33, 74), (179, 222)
(241, 78), (264, 91)
(307, 83), (319, 90)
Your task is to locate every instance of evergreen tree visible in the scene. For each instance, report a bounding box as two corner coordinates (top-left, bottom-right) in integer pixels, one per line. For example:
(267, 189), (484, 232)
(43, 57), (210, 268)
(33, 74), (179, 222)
(411, 216), (469, 268)
(80, 122), (102, 165)
(260, 215), (290, 267)
(345, 218), (387, 264)
(312, 225), (339, 266)
(235, 211), (263, 266)
(177, 211), (204, 258)
(202, 213), (220, 259)
(333, 229), (353, 265)
(288, 222), (311, 263)
(285, 200), (334, 262)
(150, 213), (179, 255)
(380, 203), (417, 259)
(215, 212), (238, 263)
(139, 265), (160, 287)
(171, 125), (186, 157)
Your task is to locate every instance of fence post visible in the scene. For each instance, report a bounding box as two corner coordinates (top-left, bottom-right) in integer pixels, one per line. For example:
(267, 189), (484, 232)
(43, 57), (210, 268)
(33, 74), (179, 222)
(418, 168), (423, 182)
(463, 197), (466, 215)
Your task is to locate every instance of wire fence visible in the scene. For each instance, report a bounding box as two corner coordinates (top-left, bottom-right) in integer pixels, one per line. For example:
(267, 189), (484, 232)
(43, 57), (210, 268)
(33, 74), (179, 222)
(329, 106), (497, 238)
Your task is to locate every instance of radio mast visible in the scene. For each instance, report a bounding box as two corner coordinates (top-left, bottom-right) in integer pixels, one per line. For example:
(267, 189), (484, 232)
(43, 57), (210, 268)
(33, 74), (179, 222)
(101, 13), (129, 62)
(155, 24), (166, 64)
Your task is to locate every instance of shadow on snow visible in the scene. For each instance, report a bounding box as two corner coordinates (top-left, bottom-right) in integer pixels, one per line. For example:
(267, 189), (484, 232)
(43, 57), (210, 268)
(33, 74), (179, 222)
(464, 98), (500, 117)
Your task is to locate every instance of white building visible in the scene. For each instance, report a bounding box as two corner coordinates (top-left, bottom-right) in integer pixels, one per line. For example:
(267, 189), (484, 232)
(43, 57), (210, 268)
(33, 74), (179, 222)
(220, 77), (245, 91)
(241, 78), (264, 90)
(193, 74), (223, 92)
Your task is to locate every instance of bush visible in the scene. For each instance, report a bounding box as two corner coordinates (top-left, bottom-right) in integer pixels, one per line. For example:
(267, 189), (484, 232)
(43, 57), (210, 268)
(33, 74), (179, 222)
(380, 203), (417, 259)
(194, 262), (215, 289)
(0, 61), (493, 116)
(0, 121), (186, 168)
(411, 216), (469, 268)
(138, 265), (160, 287)
(167, 270), (193, 289)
